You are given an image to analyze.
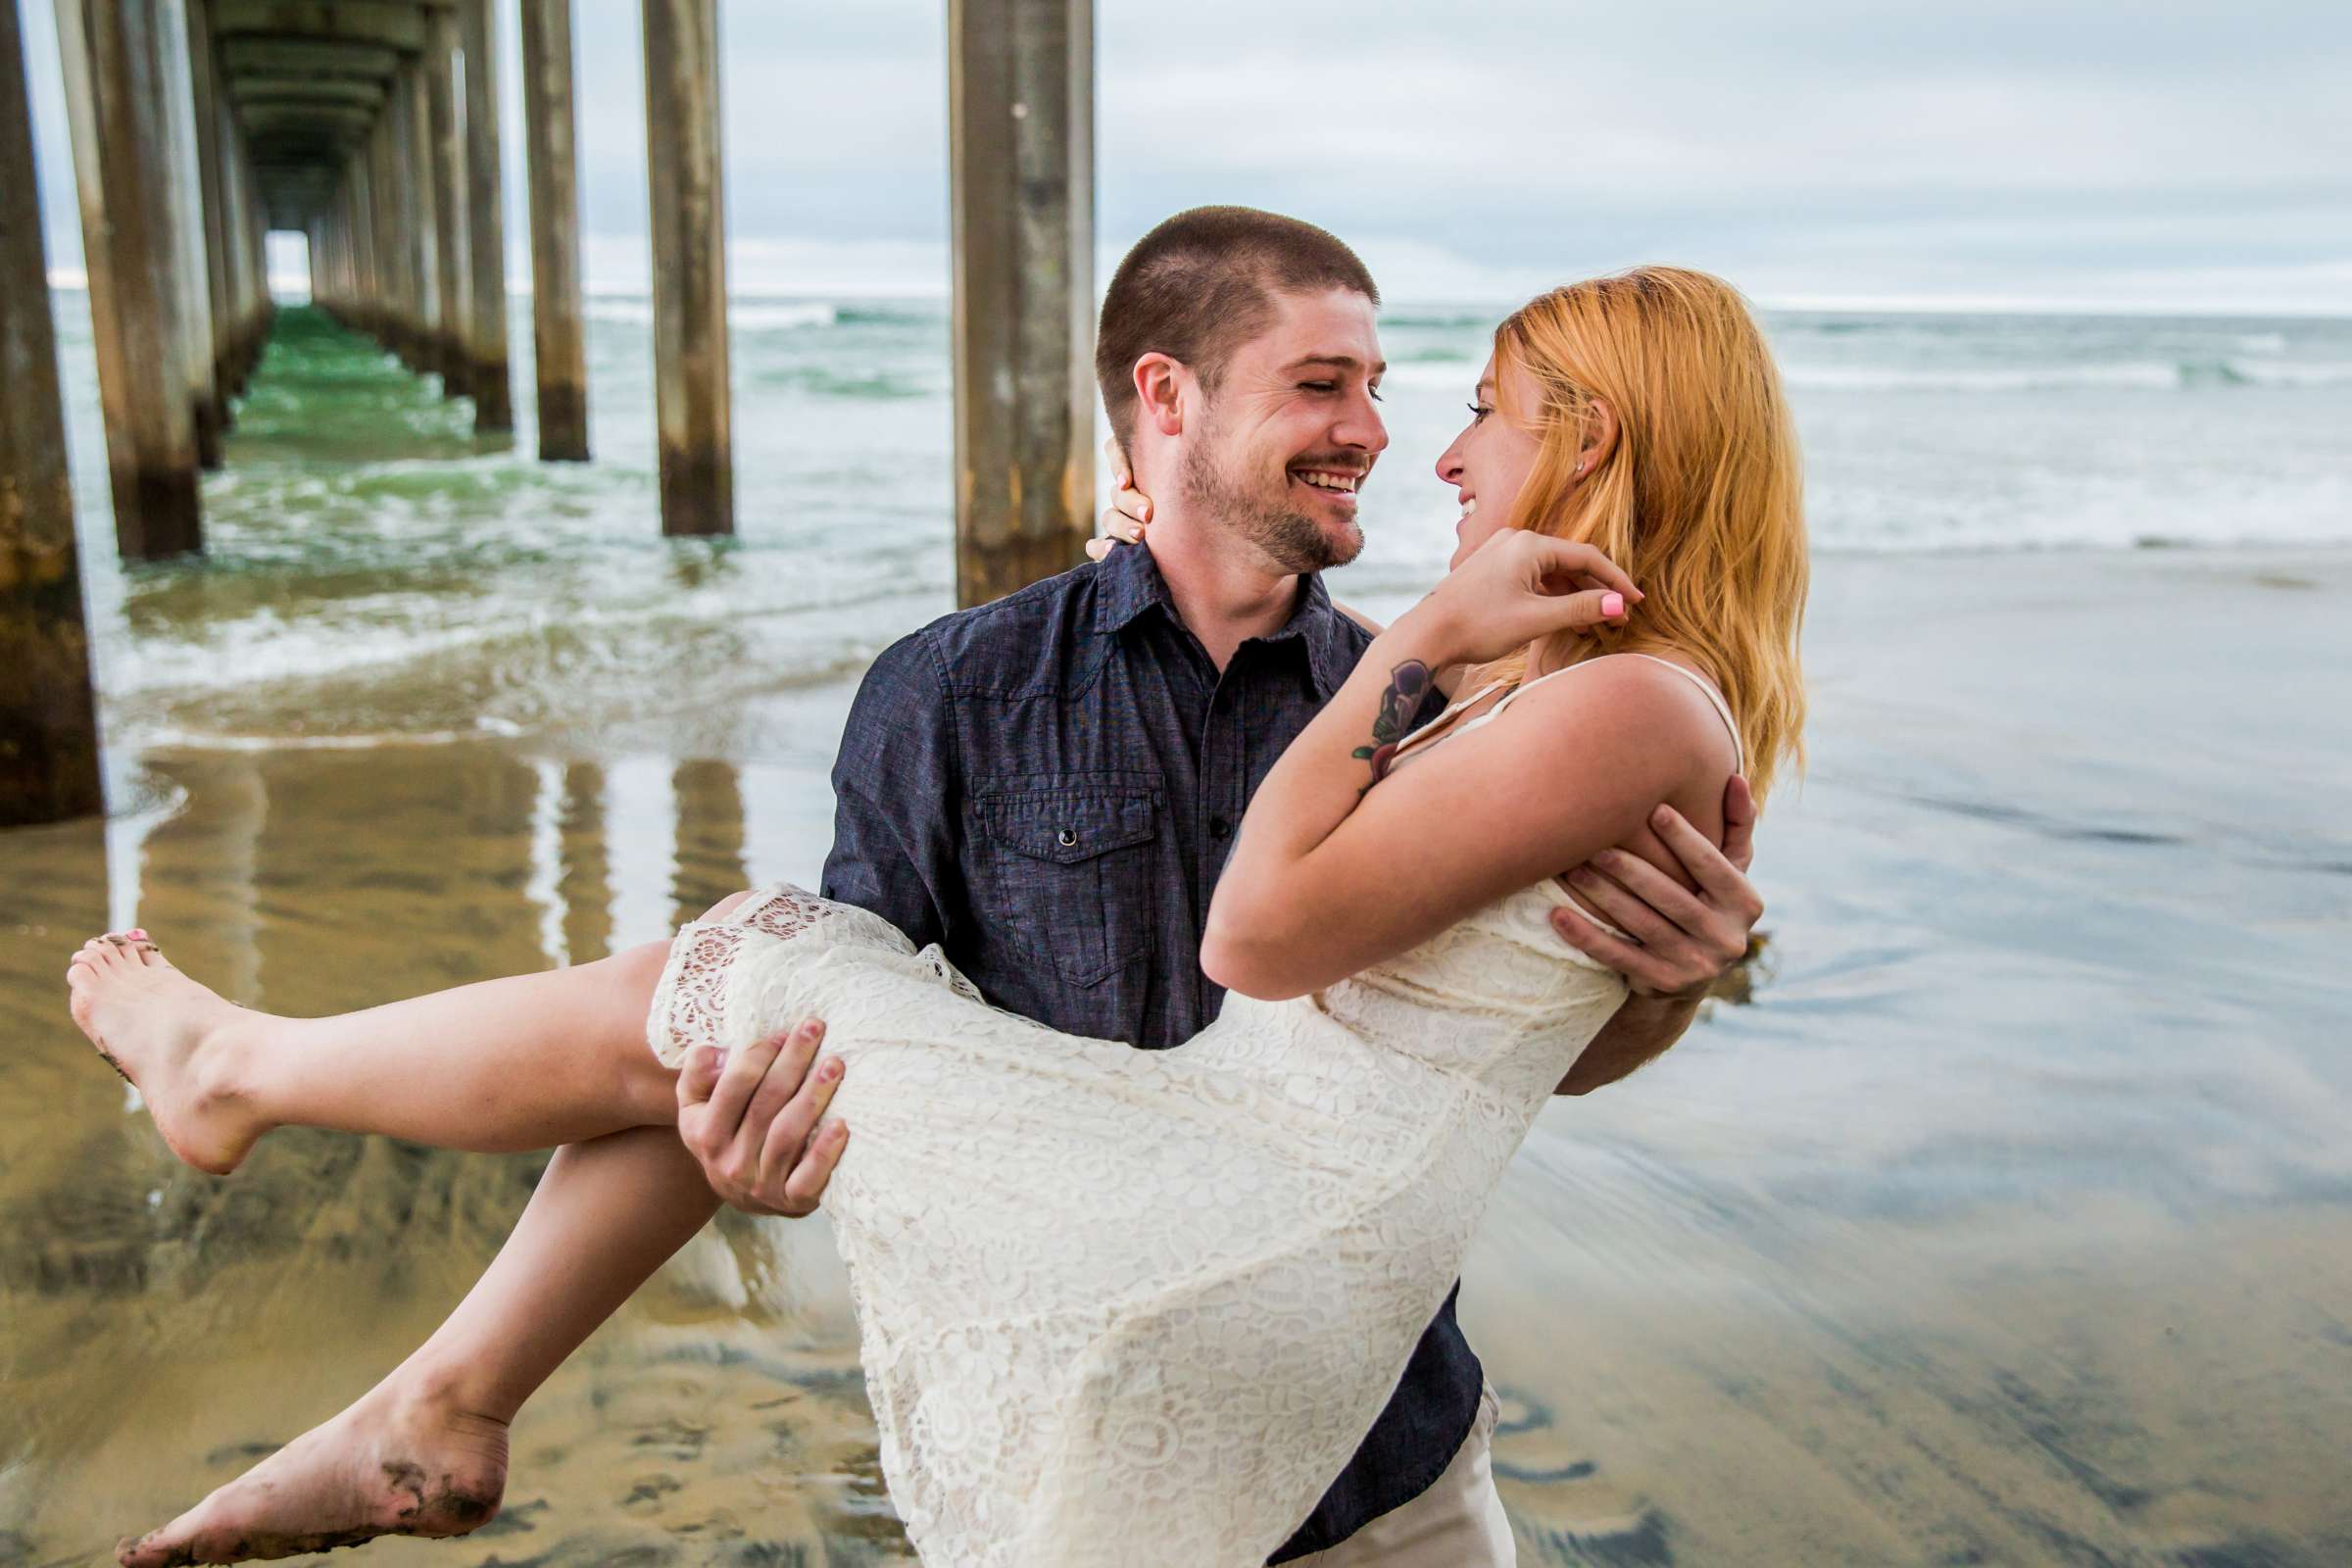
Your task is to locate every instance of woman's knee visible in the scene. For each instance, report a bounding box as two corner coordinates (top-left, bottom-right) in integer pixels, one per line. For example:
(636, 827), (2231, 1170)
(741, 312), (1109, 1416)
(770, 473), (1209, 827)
(699, 889), (756, 924)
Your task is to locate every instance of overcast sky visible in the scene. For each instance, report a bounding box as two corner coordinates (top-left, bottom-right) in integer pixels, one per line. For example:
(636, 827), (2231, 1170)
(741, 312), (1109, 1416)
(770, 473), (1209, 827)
(24, 0), (2352, 311)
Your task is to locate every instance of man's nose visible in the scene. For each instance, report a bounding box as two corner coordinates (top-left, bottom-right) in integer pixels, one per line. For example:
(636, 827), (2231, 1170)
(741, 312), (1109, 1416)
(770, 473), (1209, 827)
(1334, 391), (1389, 458)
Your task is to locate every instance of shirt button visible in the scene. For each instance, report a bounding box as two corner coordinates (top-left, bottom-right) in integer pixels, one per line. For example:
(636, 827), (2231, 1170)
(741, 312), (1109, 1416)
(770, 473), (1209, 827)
(1208, 816), (1232, 840)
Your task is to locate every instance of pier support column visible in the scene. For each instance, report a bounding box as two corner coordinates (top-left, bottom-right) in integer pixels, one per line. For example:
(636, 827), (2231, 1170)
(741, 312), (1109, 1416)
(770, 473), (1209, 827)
(425, 9), (468, 398)
(349, 148), (379, 341)
(368, 114), (404, 358)
(641, 0), (731, 535)
(220, 105), (261, 385)
(401, 62), (441, 378)
(184, 0), (233, 432)
(155, 0), (220, 469)
(1, 0), (103, 824)
(238, 129), (268, 371)
(54, 0), (205, 559)
(520, 0), (588, 460)
(461, 0), (512, 431)
(948, 0), (1095, 607)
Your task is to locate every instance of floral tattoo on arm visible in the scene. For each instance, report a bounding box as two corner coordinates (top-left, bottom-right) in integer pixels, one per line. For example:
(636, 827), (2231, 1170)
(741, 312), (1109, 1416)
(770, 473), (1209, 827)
(1352, 661), (1433, 792)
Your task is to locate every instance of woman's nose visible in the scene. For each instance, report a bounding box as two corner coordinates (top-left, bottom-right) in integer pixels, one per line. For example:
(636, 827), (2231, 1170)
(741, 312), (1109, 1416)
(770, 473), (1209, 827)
(1435, 442), (1464, 485)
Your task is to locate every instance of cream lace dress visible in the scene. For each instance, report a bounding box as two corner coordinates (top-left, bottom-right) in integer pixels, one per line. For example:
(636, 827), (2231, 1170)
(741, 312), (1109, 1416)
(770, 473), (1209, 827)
(646, 657), (1739, 1567)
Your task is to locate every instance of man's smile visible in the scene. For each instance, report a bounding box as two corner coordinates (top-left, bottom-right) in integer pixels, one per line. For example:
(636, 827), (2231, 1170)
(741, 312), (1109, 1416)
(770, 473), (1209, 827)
(1289, 466), (1366, 503)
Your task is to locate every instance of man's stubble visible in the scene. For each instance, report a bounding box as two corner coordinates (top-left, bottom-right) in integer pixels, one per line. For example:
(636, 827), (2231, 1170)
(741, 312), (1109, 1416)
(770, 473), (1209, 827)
(1179, 421), (1365, 576)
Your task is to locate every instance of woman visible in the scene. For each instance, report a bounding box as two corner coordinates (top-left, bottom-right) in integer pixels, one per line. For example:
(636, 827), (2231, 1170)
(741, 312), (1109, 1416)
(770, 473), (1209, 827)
(68, 267), (1805, 1567)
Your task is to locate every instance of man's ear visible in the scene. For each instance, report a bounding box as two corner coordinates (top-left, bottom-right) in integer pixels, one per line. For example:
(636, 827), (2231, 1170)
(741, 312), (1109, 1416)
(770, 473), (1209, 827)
(1132, 353), (1189, 438)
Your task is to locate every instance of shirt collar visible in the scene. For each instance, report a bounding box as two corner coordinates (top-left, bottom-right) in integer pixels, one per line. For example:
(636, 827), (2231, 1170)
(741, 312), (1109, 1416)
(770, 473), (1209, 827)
(1092, 543), (1352, 701)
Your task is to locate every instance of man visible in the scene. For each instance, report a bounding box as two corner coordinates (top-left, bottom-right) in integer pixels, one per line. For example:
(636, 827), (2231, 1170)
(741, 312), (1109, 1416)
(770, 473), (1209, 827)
(695, 207), (1762, 1564)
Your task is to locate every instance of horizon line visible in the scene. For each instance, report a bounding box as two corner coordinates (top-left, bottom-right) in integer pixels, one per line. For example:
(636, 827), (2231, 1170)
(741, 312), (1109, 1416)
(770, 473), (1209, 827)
(41, 269), (2352, 322)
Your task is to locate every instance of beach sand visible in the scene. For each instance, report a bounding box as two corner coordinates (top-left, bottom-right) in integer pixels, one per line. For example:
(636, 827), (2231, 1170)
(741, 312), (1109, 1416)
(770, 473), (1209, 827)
(3, 545), (2348, 1565)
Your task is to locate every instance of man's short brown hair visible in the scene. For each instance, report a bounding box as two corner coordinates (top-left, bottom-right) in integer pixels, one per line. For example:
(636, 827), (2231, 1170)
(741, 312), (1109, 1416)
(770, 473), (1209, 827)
(1096, 207), (1380, 448)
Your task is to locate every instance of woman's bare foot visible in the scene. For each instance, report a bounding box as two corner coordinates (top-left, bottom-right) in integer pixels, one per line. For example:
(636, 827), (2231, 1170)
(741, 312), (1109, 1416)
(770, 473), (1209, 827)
(66, 932), (268, 1175)
(117, 1376), (509, 1567)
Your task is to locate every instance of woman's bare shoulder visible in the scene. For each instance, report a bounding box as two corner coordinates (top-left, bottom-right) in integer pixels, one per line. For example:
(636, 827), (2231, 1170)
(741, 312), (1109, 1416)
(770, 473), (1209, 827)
(1497, 654), (1736, 799)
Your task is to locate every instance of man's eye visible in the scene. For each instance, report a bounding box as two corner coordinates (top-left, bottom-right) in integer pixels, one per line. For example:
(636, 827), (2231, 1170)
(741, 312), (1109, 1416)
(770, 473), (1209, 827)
(1300, 380), (1337, 393)
(1369, 387), (1384, 403)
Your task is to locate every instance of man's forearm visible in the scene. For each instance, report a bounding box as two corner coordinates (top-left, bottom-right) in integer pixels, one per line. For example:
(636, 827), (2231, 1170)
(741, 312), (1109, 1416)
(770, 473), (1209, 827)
(1555, 992), (1701, 1096)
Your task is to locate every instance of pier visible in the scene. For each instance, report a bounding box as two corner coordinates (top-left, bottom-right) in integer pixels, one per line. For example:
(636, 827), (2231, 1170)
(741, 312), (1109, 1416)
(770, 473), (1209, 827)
(1, 0), (1097, 825)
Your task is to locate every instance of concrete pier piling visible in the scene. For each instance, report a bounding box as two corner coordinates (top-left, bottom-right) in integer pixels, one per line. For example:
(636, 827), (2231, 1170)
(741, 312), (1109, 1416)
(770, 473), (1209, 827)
(460, 0), (512, 432)
(948, 0), (1096, 608)
(519, 0), (588, 461)
(403, 58), (441, 380)
(2, 0), (104, 825)
(424, 7), (467, 398)
(54, 0), (206, 559)
(640, 0), (732, 536)
(185, 0), (234, 440)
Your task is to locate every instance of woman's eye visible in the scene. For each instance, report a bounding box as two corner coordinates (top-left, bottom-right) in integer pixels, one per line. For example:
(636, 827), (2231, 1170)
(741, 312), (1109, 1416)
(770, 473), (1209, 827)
(1465, 403), (1492, 423)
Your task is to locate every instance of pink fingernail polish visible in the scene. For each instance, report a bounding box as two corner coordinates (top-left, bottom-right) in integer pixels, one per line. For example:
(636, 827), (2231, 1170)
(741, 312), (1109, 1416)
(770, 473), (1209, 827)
(1602, 592), (1625, 618)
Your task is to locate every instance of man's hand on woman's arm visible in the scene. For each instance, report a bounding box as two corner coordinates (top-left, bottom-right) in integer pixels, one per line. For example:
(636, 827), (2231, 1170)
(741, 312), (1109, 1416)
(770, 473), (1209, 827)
(1550, 777), (1762, 1095)
(676, 1020), (847, 1216)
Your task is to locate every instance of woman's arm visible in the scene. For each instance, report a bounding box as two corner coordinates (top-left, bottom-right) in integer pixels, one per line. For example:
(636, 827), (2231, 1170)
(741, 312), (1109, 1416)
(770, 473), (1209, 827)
(1202, 535), (1729, 1000)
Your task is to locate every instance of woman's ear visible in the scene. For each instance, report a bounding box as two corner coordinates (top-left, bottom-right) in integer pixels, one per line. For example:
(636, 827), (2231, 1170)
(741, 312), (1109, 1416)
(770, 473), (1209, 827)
(1132, 353), (1189, 438)
(1583, 399), (1621, 471)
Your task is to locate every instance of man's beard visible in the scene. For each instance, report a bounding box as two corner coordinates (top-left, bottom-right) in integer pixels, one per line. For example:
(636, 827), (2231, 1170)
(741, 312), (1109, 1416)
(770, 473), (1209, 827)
(1180, 435), (1364, 574)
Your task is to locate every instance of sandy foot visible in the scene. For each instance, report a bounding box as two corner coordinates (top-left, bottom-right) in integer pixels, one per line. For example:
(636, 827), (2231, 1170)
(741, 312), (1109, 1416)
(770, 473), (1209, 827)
(117, 1384), (509, 1567)
(65, 932), (266, 1175)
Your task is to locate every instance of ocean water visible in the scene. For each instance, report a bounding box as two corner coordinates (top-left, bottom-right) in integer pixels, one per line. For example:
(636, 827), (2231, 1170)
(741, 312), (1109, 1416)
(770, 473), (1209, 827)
(48, 292), (2352, 754)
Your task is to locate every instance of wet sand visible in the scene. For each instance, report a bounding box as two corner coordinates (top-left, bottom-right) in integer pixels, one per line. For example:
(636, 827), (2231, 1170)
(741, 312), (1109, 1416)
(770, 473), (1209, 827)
(4, 546), (2350, 1565)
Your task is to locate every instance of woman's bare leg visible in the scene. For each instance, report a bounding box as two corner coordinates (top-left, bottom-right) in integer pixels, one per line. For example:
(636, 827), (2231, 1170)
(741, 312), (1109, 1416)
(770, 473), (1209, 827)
(64, 897), (749, 1172)
(118, 1126), (723, 1568)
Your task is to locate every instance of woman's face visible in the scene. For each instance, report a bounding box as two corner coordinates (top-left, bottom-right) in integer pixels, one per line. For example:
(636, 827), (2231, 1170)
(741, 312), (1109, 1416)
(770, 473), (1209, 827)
(1435, 352), (1546, 571)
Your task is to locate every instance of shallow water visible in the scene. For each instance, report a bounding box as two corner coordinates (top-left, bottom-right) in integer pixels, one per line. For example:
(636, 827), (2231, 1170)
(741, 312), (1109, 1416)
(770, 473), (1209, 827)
(4, 307), (2351, 1564)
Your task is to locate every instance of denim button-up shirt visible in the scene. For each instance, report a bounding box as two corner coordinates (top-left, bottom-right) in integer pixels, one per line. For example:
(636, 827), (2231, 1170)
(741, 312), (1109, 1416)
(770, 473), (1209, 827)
(821, 544), (1485, 1560)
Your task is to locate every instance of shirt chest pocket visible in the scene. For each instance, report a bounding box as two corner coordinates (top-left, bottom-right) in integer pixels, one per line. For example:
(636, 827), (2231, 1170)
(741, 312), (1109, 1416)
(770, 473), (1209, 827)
(970, 787), (1160, 987)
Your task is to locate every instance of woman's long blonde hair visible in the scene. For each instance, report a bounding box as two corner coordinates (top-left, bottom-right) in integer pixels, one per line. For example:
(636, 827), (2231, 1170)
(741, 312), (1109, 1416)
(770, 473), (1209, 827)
(1488, 268), (1808, 802)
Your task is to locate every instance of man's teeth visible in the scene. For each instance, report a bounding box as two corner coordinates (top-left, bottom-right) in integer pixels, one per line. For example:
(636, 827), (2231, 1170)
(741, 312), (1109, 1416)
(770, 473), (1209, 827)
(1294, 470), (1359, 494)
